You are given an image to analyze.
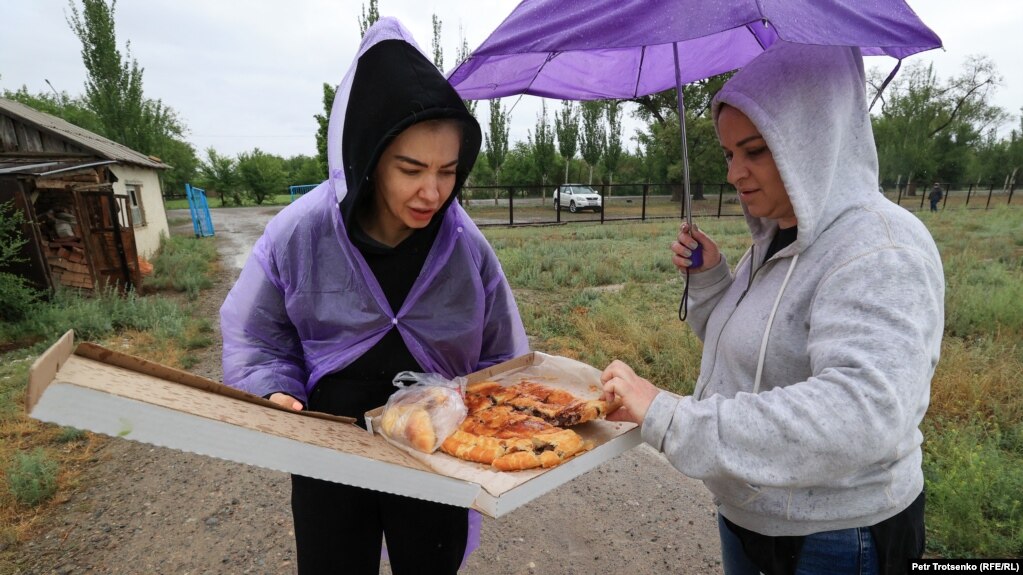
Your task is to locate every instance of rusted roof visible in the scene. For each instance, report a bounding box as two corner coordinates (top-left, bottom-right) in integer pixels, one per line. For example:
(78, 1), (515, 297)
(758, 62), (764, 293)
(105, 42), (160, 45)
(0, 156), (116, 176)
(0, 97), (169, 170)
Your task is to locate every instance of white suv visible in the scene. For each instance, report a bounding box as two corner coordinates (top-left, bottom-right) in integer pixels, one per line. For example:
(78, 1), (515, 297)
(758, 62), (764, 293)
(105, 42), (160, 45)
(552, 184), (603, 213)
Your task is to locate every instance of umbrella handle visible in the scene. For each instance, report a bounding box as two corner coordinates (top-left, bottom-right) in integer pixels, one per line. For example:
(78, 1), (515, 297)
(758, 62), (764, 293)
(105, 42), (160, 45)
(690, 243), (703, 269)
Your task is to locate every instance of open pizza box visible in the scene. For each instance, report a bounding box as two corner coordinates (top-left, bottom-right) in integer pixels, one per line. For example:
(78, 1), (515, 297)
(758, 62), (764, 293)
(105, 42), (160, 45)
(26, 331), (641, 518)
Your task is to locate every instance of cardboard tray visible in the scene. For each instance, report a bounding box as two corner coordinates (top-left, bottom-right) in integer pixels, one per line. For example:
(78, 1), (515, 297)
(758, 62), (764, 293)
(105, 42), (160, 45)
(27, 331), (641, 518)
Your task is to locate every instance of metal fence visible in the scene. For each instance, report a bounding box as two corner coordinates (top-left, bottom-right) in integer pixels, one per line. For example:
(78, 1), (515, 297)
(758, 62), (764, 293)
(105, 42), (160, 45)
(881, 181), (1020, 212)
(461, 182), (1021, 227)
(460, 183), (746, 227)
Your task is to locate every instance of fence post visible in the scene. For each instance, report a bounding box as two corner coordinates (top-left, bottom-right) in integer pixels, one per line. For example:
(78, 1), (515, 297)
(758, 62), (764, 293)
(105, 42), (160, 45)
(1009, 181), (1016, 206)
(965, 183), (973, 207)
(600, 183), (606, 224)
(986, 182), (994, 210)
(896, 183), (903, 205)
(717, 183), (725, 217)
(942, 183), (949, 210)
(641, 184), (648, 221)
(507, 186), (514, 226)
(919, 187), (926, 211)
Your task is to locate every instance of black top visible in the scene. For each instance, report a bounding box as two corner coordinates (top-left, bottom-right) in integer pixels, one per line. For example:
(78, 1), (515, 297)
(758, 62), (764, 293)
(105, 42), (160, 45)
(310, 214), (439, 424)
(764, 225), (798, 261)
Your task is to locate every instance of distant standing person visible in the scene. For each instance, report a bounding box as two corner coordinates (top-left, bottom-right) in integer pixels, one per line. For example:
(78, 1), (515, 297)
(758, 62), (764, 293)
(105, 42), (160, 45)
(929, 182), (944, 211)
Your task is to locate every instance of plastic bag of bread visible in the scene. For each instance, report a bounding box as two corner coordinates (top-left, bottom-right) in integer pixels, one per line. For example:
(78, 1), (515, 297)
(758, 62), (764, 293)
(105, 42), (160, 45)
(378, 372), (468, 453)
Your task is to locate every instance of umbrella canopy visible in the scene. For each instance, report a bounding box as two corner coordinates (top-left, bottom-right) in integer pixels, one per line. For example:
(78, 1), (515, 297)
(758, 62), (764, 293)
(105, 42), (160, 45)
(448, 0), (941, 316)
(448, 0), (942, 101)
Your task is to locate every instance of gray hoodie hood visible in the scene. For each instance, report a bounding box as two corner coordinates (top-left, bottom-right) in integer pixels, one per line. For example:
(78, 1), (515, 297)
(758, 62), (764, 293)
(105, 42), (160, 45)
(712, 41), (879, 251)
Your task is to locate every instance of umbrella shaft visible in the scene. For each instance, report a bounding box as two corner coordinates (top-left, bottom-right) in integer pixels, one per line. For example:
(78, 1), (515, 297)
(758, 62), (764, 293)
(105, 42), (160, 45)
(673, 43), (693, 228)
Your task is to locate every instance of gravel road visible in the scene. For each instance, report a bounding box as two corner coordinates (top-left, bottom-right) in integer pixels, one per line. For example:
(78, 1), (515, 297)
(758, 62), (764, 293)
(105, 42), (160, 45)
(14, 207), (721, 575)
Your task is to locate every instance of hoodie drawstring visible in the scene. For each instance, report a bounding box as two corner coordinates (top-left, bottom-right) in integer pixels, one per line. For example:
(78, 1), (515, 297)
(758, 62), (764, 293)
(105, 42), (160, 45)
(752, 254), (799, 393)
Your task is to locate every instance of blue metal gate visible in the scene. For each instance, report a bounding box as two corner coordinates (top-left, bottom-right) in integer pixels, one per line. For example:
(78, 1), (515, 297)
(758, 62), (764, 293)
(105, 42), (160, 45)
(289, 184), (318, 202)
(185, 183), (215, 237)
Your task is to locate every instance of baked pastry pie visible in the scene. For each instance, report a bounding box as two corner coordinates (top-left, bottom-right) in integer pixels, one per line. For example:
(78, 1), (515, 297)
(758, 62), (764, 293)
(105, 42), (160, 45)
(467, 380), (609, 427)
(440, 380), (608, 471)
(379, 386), (465, 453)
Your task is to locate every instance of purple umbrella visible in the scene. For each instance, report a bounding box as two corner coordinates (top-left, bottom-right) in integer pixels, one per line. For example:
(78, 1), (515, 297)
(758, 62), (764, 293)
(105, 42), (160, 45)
(449, 0), (942, 270)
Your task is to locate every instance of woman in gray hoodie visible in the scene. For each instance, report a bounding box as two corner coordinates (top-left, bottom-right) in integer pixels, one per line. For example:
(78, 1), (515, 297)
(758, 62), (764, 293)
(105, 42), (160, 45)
(601, 41), (944, 575)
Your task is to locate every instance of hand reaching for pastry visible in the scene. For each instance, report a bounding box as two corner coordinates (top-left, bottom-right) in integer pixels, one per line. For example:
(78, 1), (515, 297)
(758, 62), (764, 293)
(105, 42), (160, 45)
(600, 360), (660, 424)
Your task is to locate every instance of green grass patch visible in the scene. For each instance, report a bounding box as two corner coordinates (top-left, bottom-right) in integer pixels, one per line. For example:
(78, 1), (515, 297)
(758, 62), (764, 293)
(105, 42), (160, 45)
(163, 193), (293, 210)
(145, 235), (219, 299)
(923, 418), (1023, 557)
(5, 448), (58, 507)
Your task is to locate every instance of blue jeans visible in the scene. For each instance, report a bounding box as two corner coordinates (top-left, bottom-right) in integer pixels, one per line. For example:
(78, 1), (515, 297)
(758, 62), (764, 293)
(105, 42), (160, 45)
(719, 514), (879, 575)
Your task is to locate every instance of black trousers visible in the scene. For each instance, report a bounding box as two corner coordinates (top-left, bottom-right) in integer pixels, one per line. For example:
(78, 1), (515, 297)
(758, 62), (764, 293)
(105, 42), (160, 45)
(291, 475), (468, 574)
(291, 377), (468, 574)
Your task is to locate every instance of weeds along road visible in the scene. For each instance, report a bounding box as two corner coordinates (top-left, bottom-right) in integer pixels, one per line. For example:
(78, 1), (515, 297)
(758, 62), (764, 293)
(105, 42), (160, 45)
(18, 206), (721, 575)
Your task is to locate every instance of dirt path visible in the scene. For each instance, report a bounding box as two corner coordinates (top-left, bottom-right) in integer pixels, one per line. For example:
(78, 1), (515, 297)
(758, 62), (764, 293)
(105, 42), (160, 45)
(15, 208), (721, 575)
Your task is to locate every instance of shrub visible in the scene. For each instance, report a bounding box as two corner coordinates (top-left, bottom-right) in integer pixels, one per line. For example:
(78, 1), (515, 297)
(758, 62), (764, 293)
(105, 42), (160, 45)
(923, 419), (1023, 556)
(0, 271), (40, 322)
(0, 201), (40, 321)
(6, 448), (59, 507)
(146, 235), (217, 299)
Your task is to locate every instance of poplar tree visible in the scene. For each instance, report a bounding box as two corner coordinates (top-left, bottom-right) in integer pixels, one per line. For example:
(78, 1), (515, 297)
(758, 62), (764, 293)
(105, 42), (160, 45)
(431, 15), (444, 70)
(455, 26), (477, 117)
(604, 100), (623, 185)
(554, 101), (579, 183)
(66, 0), (183, 155)
(579, 100), (606, 185)
(358, 0), (380, 36)
(530, 101), (556, 193)
(484, 99), (511, 199)
(314, 83), (335, 180)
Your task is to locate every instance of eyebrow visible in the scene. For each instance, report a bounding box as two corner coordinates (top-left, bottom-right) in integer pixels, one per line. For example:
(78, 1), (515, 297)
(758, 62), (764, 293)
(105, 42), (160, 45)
(394, 155), (459, 168)
(736, 134), (766, 147)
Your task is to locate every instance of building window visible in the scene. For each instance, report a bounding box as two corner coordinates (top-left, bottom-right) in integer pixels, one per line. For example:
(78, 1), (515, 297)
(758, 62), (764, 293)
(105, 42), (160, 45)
(126, 184), (146, 227)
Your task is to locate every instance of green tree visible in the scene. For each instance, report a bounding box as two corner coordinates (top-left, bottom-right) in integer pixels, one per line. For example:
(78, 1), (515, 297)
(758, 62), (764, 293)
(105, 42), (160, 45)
(66, 0), (185, 157)
(630, 76), (730, 200)
(529, 101), (557, 194)
(604, 100), (623, 185)
(431, 14), (444, 70)
(156, 138), (198, 199)
(0, 201), (39, 321)
(358, 0), (380, 37)
(314, 83), (336, 180)
(198, 148), (241, 207)
(870, 57), (1005, 191)
(484, 99), (511, 192)
(554, 101), (579, 183)
(284, 155), (324, 187)
(500, 142), (539, 189)
(2, 85), (103, 134)
(237, 149), (287, 205)
(579, 101), (606, 184)
(455, 26), (477, 117)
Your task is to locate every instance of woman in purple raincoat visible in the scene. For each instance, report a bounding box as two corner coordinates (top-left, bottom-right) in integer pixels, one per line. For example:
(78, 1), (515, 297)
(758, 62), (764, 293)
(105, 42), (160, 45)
(220, 18), (528, 575)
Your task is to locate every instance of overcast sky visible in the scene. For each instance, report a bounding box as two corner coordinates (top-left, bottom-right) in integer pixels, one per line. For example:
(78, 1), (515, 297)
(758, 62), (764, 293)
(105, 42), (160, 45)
(2, 0), (1021, 163)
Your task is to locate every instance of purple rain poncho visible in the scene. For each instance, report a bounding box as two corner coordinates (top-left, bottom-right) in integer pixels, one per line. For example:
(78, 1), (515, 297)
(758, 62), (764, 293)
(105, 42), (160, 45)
(220, 19), (529, 405)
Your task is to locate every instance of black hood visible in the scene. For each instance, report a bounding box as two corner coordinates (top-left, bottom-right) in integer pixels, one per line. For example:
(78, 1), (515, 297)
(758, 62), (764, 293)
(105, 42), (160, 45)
(337, 36), (482, 228)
